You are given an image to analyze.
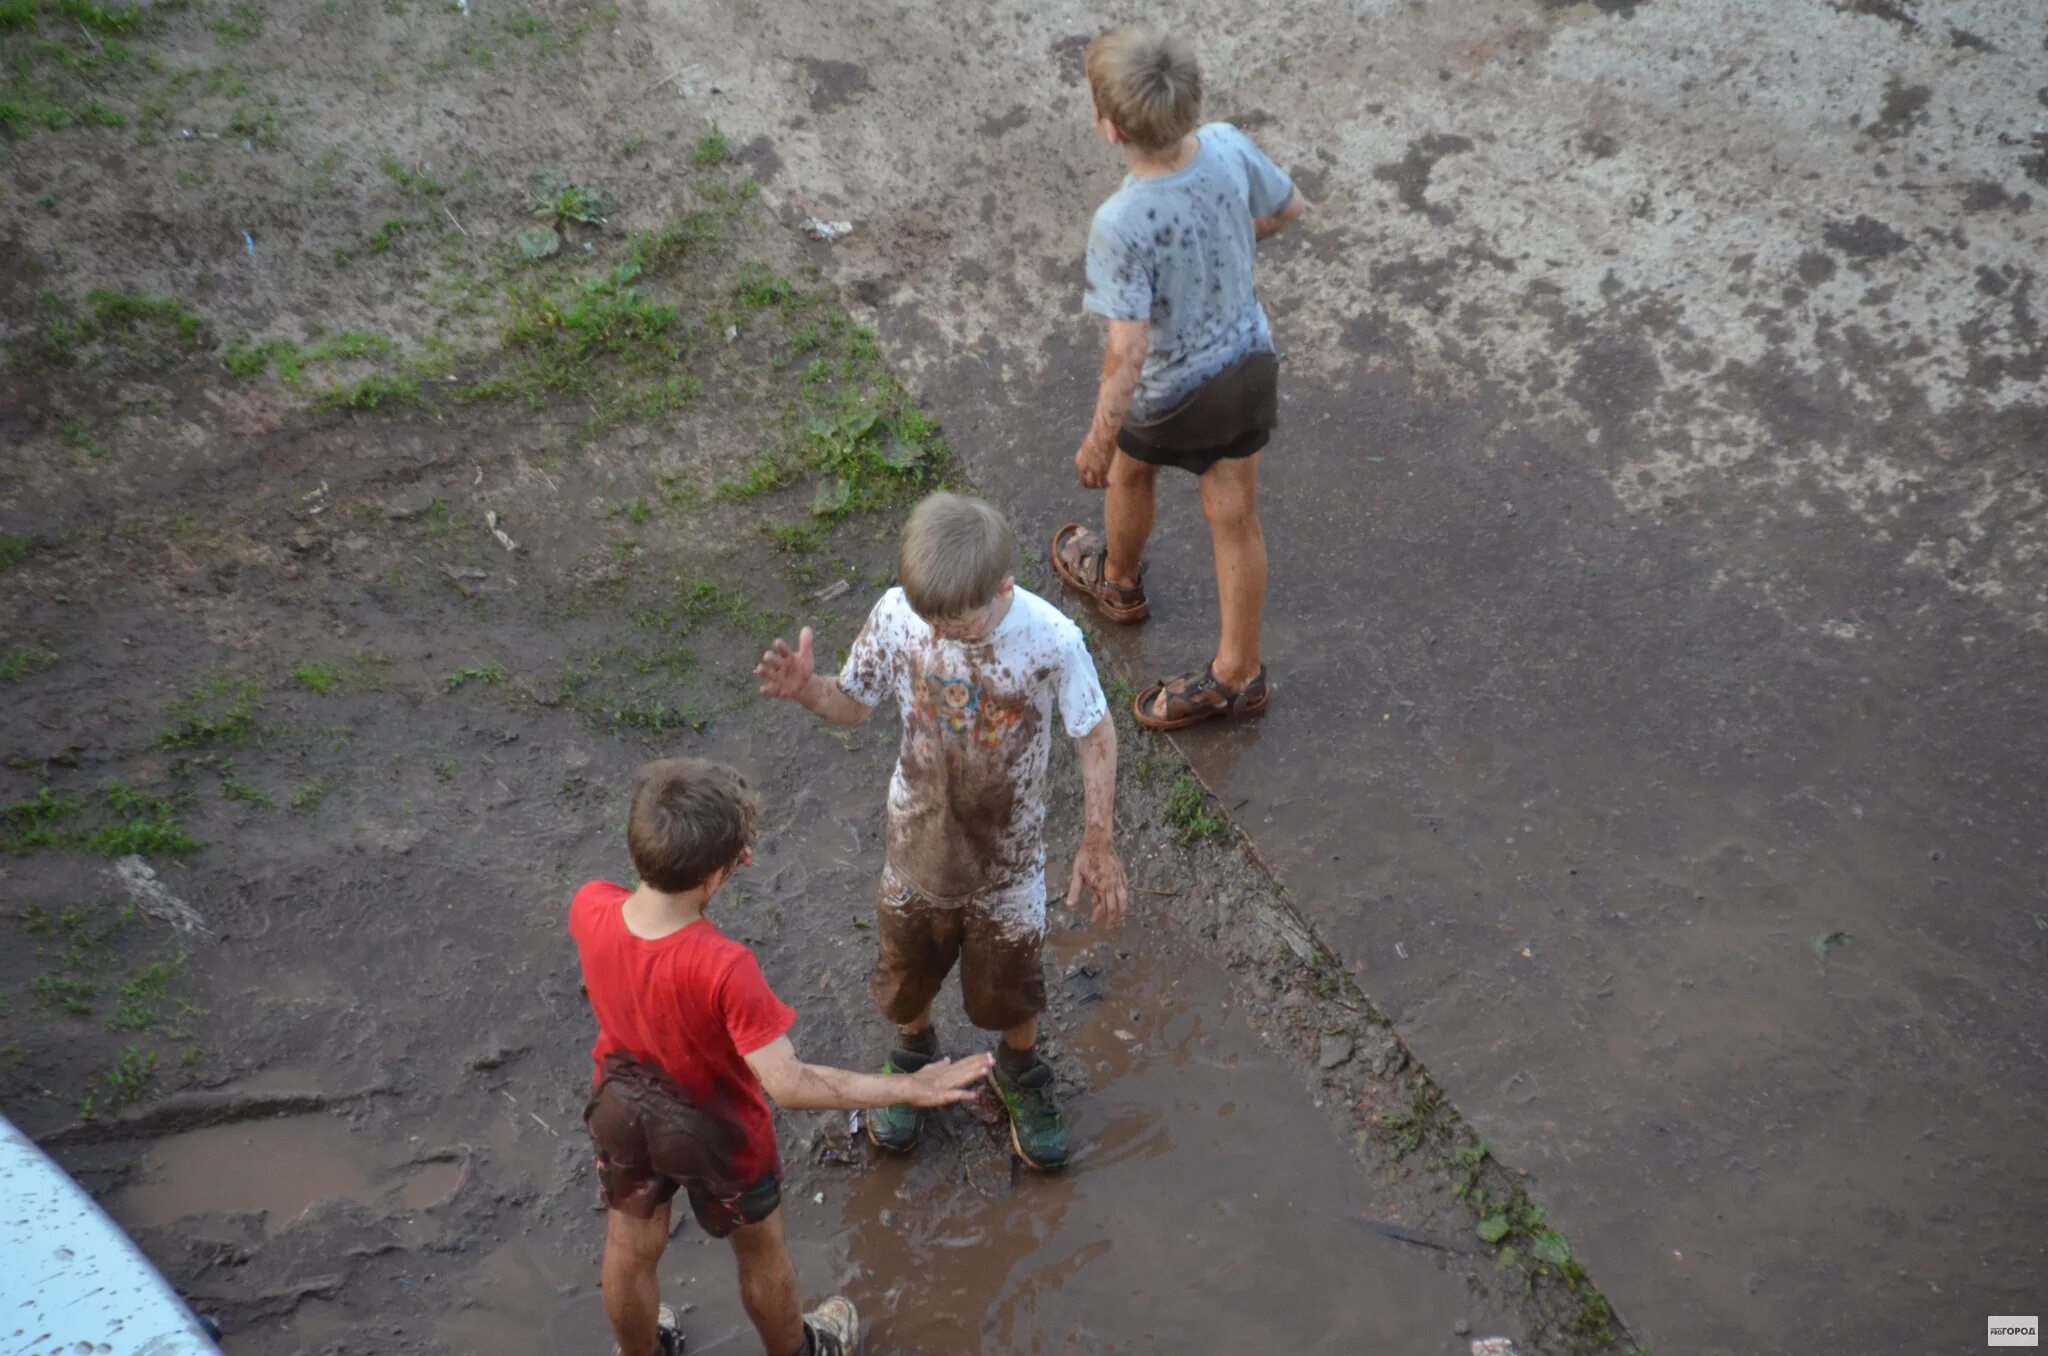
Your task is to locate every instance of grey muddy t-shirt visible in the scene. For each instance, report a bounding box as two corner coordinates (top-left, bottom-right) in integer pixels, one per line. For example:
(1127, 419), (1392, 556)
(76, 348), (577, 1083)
(1083, 121), (1295, 420)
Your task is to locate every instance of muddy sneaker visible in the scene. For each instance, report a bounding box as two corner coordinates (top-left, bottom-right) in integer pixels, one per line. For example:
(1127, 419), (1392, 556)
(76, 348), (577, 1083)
(990, 1058), (1068, 1170)
(803, 1295), (861, 1356)
(614, 1304), (685, 1356)
(866, 1048), (933, 1153)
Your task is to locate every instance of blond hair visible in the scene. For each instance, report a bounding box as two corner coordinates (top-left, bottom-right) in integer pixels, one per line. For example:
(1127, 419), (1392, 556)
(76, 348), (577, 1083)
(627, 758), (759, 893)
(898, 492), (1014, 620)
(1086, 26), (1201, 152)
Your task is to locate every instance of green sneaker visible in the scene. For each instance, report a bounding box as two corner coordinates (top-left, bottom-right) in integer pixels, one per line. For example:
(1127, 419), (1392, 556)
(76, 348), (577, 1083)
(990, 1057), (1068, 1170)
(866, 1047), (932, 1153)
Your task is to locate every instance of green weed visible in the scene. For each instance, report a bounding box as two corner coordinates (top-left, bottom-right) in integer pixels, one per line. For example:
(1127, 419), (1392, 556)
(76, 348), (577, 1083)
(89, 781), (198, 857)
(293, 662), (342, 693)
(690, 125), (729, 167)
(444, 663), (506, 691)
(60, 418), (105, 457)
(225, 101), (280, 148)
(211, 1), (259, 43)
(0, 645), (58, 681)
(220, 776), (273, 807)
(108, 959), (177, 1031)
(1164, 774), (1225, 844)
(288, 777), (329, 812)
(312, 373), (422, 413)
(380, 155), (445, 197)
(528, 170), (612, 228)
(1, 787), (85, 852)
(0, 534), (30, 570)
(157, 673), (260, 749)
(34, 974), (95, 1015)
(101, 1047), (156, 1108)
(715, 453), (793, 502)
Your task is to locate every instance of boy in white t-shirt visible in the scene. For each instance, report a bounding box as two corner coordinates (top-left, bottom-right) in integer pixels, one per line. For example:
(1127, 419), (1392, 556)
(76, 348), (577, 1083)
(755, 492), (1127, 1169)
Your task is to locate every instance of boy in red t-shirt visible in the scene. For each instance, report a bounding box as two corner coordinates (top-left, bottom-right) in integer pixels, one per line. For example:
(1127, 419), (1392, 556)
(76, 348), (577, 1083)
(571, 758), (990, 1356)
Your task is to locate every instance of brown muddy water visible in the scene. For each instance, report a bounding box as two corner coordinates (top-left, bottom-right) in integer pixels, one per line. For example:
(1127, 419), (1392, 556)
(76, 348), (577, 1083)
(119, 916), (1507, 1354)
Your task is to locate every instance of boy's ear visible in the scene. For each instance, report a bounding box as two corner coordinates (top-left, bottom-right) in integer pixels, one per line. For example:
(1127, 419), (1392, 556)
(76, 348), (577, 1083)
(999, 574), (1016, 596)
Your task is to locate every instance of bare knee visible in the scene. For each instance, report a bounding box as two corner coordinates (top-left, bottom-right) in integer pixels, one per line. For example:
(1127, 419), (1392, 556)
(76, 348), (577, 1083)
(606, 1207), (669, 1271)
(1201, 479), (1259, 535)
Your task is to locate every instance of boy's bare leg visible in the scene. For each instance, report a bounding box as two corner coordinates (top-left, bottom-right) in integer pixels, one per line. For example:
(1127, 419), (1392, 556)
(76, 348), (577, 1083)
(603, 1205), (671, 1356)
(1103, 450), (1158, 588)
(1198, 454), (1266, 689)
(1001, 1016), (1038, 1054)
(730, 1209), (807, 1356)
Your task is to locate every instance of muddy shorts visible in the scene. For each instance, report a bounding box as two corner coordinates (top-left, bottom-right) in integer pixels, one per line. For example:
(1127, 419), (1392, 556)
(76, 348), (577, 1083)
(869, 863), (1048, 1033)
(1117, 349), (1279, 477)
(583, 1054), (781, 1237)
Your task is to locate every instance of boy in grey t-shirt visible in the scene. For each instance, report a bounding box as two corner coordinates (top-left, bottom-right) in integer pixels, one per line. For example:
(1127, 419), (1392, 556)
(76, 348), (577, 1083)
(1052, 25), (1307, 731)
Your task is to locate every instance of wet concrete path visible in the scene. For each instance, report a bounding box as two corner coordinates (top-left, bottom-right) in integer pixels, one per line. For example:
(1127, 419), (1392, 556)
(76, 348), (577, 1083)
(637, 0), (2048, 1350)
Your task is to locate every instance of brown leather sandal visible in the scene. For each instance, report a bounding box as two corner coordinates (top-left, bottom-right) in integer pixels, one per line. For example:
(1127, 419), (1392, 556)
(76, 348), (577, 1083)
(1133, 664), (1270, 731)
(1050, 524), (1149, 624)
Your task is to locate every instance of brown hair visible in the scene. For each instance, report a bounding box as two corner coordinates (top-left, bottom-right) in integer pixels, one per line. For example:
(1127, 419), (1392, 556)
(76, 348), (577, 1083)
(897, 491), (1014, 620)
(1086, 26), (1201, 152)
(626, 758), (759, 893)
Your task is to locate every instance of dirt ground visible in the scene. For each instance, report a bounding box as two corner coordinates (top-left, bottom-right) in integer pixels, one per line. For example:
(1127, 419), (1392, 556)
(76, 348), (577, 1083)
(2, 3), (1624, 1354)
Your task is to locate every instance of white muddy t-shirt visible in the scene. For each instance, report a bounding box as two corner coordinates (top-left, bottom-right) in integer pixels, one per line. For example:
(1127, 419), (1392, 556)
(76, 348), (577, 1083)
(837, 586), (1108, 900)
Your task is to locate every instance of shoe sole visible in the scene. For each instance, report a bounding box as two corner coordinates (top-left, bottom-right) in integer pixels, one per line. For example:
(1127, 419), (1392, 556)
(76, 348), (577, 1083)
(987, 1071), (1068, 1172)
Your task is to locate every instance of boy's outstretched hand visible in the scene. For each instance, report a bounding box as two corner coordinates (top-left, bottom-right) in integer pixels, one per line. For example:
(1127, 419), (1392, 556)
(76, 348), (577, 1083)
(905, 1053), (995, 1107)
(755, 627), (815, 700)
(1067, 828), (1129, 929)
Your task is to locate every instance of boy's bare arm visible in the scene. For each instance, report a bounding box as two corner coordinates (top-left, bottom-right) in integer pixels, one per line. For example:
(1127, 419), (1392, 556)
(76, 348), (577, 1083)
(1066, 716), (1128, 928)
(754, 626), (871, 725)
(1075, 318), (1150, 489)
(1254, 187), (1309, 242)
(744, 1037), (990, 1111)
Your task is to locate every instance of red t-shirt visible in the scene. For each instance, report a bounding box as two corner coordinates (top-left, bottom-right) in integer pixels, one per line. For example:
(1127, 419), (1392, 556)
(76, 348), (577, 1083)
(568, 880), (796, 1180)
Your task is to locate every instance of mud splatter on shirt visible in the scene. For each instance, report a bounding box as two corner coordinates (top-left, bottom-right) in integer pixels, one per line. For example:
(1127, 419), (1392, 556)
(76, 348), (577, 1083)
(838, 587), (1108, 899)
(1083, 122), (1295, 420)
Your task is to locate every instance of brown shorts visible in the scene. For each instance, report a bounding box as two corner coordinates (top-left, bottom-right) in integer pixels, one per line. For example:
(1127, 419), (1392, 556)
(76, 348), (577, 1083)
(1118, 349), (1279, 476)
(869, 864), (1047, 1032)
(583, 1055), (780, 1238)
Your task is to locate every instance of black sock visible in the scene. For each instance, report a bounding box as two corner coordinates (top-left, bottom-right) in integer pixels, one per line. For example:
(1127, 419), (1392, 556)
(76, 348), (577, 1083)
(996, 1041), (1038, 1076)
(896, 1026), (939, 1058)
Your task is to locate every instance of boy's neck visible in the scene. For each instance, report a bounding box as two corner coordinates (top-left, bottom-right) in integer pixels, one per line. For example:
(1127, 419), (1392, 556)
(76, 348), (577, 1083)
(622, 881), (710, 940)
(1125, 134), (1198, 178)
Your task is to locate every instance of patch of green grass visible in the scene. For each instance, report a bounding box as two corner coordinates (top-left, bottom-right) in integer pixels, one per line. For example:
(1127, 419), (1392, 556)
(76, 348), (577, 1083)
(312, 372), (422, 413)
(1164, 774), (1226, 845)
(101, 1047), (156, 1108)
(444, 663), (507, 691)
(16, 289), (202, 370)
(34, 974), (96, 1015)
(224, 100), (280, 148)
(108, 959), (177, 1031)
(157, 672), (260, 749)
(732, 263), (804, 312)
(690, 124), (729, 167)
(288, 777), (329, 812)
(60, 418), (106, 457)
(88, 781), (198, 857)
(380, 154), (445, 197)
(769, 520), (824, 554)
(292, 662), (342, 693)
(2, 786), (194, 860)
(617, 498), (652, 525)
(210, 1), (259, 43)
(1, 787), (86, 852)
(623, 213), (721, 273)
(0, 645), (58, 682)
(0, 0), (39, 30)
(1374, 1075), (1453, 1159)
(0, 534), (30, 570)
(220, 775), (273, 807)
(715, 453), (794, 502)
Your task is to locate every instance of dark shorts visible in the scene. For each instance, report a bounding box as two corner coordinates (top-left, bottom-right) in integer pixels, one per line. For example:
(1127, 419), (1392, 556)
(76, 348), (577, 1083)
(583, 1055), (780, 1237)
(869, 864), (1047, 1032)
(1118, 349), (1279, 476)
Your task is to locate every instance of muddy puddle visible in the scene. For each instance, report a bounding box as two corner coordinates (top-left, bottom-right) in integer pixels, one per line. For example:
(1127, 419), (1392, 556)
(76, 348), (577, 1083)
(117, 1114), (463, 1237)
